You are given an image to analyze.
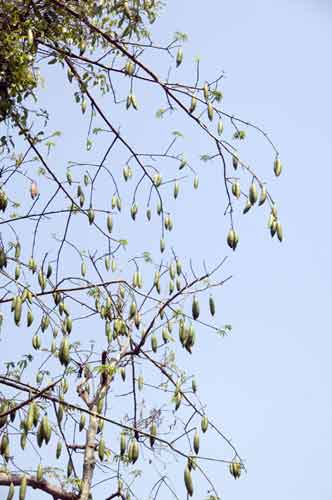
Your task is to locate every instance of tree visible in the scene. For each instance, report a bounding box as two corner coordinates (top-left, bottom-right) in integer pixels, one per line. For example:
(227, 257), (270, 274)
(0, 1), (283, 499)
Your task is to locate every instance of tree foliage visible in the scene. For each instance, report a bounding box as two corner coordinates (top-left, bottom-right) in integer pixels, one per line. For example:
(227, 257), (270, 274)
(0, 1), (283, 499)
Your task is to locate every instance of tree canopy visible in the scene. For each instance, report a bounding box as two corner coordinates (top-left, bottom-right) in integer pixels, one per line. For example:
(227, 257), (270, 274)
(0, 1), (283, 499)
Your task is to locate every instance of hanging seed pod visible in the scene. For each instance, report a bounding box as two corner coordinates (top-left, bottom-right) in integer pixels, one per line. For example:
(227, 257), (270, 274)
(19, 475), (27, 500)
(207, 102), (214, 121)
(270, 219), (277, 238)
(14, 296), (22, 326)
(203, 82), (209, 100)
(193, 176), (199, 189)
(189, 95), (197, 113)
(185, 325), (196, 353)
(151, 334), (158, 353)
(201, 415), (209, 433)
(15, 264), (21, 280)
(81, 261), (87, 277)
(149, 422), (157, 448)
(146, 208), (152, 220)
(209, 295), (215, 316)
(153, 173), (162, 187)
(67, 460), (73, 478)
(36, 463), (43, 481)
(259, 185), (267, 206)
(249, 182), (258, 205)
(184, 465), (194, 497)
(137, 374), (144, 391)
(15, 241), (21, 259)
(20, 432), (27, 450)
(229, 461), (241, 479)
(98, 438), (105, 461)
(79, 193), (85, 207)
(131, 94), (138, 110)
(87, 208), (95, 225)
(217, 119), (224, 135)
(79, 414), (86, 432)
(276, 221), (283, 242)
(120, 432), (126, 456)
(232, 153), (239, 170)
(7, 482), (15, 500)
(130, 204), (138, 220)
(193, 430), (200, 454)
(274, 157), (282, 177)
(232, 181), (241, 199)
(271, 204), (278, 218)
(30, 181), (38, 199)
(107, 214), (113, 233)
(187, 455), (197, 471)
(32, 334), (41, 350)
(59, 337), (70, 366)
(243, 200), (252, 214)
(160, 238), (165, 253)
(120, 367), (126, 381)
(131, 439), (139, 463)
(176, 258), (182, 276)
(156, 201), (162, 215)
(56, 440), (62, 459)
(176, 47), (183, 67)
(227, 228), (238, 251)
(1, 433), (9, 455)
(173, 181), (180, 199)
(192, 296), (200, 320)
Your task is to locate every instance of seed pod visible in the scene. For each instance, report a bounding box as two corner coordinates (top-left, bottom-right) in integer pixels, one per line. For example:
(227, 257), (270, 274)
(87, 208), (95, 225)
(193, 176), (199, 189)
(176, 258), (182, 276)
(59, 337), (70, 366)
(19, 475), (27, 500)
(27, 310), (33, 327)
(209, 296), (215, 316)
(217, 119), (224, 135)
(146, 208), (151, 220)
(249, 182), (258, 205)
(243, 200), (252, 214)
(149, 422), (157, 448)
(192, 296), (200, 320)
(201, 415), (209, 433)
(232, 181), (241, 199)
(81, 99), (87, 114)
(193, 430), (200, 454)
(276, 221), (283, 242)
(203, 82), (209, 100)
(160, 238), (165, 253)
(227, 228), (237, 250)
(131, 439), (139, 463)
(259, 185), (267, 206)
(120, 367), (126, 381)
(81, 261), (87, 277)
(151, 334), (158, 353)
(98, 438), (105, 461)
(14, 296), (22, 326)
(184, 465), (194, 497)
(187, 455), (197, 471)
(137, 374), (144, 391)
(7, 482), (15, 500)
(33, 404), (40, 427)
(176, 48), (183, 67)
(189, 95), (197, 113)
(207, 102), (214, 121)
(232, 153), (239, 170)
(1, 433), (9, 455)
(120, 432), (126, 457)
(270, 219), (277, 238)
(131, 204), (138, 220)
(56, 440), (62, 459)
(274, 157), (282, 177)
(79, 414), (86, 432)
(20, 432), (27, 450)
(36, 463), (43, 481)
(229, 461), (241, 479)
(107, 214), (113, 233)
(271, 204), (278, 218)
(32, 334), (41, 350)
(67, 460), (73, 478)
(15, 264), (21, 280)
(30, 181), (38, 199)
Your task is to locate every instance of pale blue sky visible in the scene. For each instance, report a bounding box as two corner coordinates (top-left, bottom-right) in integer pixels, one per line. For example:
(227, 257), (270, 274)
(1, 1), (332, 499)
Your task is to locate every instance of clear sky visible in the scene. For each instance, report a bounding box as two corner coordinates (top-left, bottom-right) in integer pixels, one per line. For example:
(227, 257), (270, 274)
(1, 1), (332, 499)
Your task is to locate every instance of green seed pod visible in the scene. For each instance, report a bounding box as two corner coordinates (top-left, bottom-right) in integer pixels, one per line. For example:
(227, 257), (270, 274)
(207, 102), (214, 121)
(15, 264), (21, 281)
(97, 397), (104, 414)
(189, 95), (197, 113)
(217, 119), (224, 135)
(276, 221), (283, 242)
(160, 238), (165, 253)
(201, 415), (209, 433)
(229, 461), (241, 479)
(192, 296), (200, 320)
(27, 310), (33, 327)
(36, 463), (43, 482)
(203, 82), (209, 100)
(193, 430), (200, 454)
(232, 153), (239, 170)
(232, 181), (241, 199)
(111, 259), (117, 272)
(227, 228), (238, 251)
(259, 185), (267, 206)
(79, 414), (86, 432)
(38, 270), (46, 291)
(176, 258), (182, 276)
(32, 334), (41, 350)
(209, 295), (215, 316)
(56, 440), (62, 459)
(7, 482), (15, 500)
(184, 465), (194, 497)
(107, 214), (113, 233)
(19, 475), (27, 500)
(81, 261), (87, 277)
(98, 438), (105, 461)
(193, 176), (199, 189)
(271, 204), (278, 218)
(120, 367), (126, 382)
(149, 422), (157, 448)
(120, 432), (126, 456)
(146, 208), (152, 220)
(249, 182), (258, 205)
(59, 337), (70, 366)
(176, 47), (183, 67)
(243, 200), (252, 214)
(1, 433), (9, 455)
(270, 219), (277, 238)
(274, 157), (282, 177)
(151, 334), (158, 353)
(131, 439), (139, 463)
(20, 432), (27, 450)
(87, 208), (95, 225)
(131, 204), (138, 220)
(14, 296), (22, 326)
(137, 374), (144, 391)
